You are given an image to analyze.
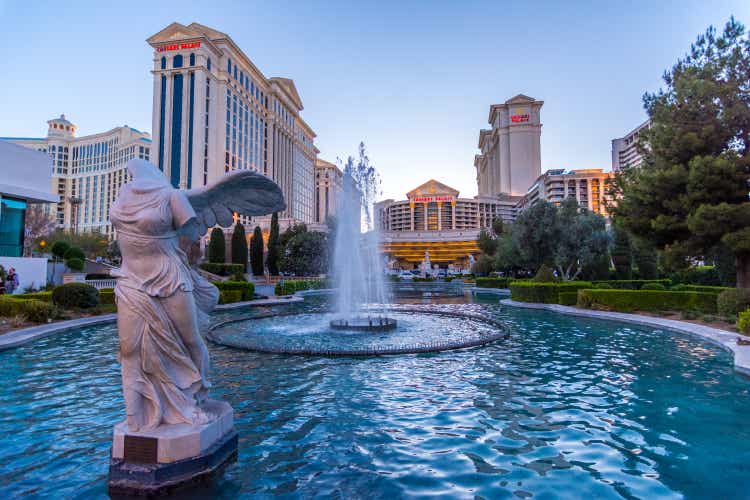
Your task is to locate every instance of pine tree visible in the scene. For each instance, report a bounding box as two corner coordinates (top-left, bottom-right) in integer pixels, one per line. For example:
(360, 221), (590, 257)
(208, 227), (225, 263)
(250, 225), (264, 276)
(267, 212), (280, 275)
(230, 222), (248, 272)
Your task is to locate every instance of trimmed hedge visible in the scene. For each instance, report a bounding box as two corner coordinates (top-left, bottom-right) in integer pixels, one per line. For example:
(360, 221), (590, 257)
(52, 283), (99, 309)
(672, 284), (733, 294)
(199, 262), (245, 277)
(475, 277), (512, 289)
(218, 290), (243, 304)
(510, 281), (592, 304)
(213, 281), (255, 301)
(738, 309), (750, 335)
(0, 297), (55, 323)
(592, 279), (672, 290)
(9, 292), (53, 302)
(577, 289), (717, 313)
(99, 288), (116, 305)
(558, 291), (579, 306)
(274, 279), (329, 296)
(717, 288), (750, 317)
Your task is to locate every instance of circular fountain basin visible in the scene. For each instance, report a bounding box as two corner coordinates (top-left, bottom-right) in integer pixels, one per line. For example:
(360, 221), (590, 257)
(329, 316), (398, 332)
(208, 306), (509, 356)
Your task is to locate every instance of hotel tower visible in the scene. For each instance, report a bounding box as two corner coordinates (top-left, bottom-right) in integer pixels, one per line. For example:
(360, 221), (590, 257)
(147, 22), (318, 226)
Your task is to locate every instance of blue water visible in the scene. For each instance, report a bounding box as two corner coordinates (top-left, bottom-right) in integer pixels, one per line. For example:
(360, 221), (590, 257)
(1, 296), (750, 499)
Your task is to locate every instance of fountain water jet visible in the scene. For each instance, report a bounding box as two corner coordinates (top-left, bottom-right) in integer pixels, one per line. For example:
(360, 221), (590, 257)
(330, 169), (394, 331)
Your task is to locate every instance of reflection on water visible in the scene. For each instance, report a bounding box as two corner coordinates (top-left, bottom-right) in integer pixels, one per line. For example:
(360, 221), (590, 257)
(1, 294), (749, 498)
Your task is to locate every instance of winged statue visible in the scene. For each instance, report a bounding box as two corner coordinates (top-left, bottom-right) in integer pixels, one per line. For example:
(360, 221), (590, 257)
(109, 159), (284, 432)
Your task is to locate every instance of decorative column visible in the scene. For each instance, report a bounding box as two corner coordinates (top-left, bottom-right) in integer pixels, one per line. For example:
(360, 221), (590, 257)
(451, 200), (456, 230)
(586, 180), (593, 211)
(410, 202), (414, 231)
(424, 202), (429, 230)
(437, 202), (442, 231)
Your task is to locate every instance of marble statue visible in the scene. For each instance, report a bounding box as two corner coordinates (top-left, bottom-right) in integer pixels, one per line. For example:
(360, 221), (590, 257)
(110, 159), (284, 432)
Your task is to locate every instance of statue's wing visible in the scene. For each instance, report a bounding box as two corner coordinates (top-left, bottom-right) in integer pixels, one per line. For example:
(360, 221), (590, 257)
(185, 170), (285, 235)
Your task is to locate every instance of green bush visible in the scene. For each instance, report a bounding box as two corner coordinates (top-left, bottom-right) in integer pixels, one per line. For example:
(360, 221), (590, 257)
(51, 240), (71, 260)
(577, 289), (717, 313)
(63, 246), (85, 261)
(591, 279), (672, 290)
(558, 291), (579, 306)
(52, 283), (99, 309)
(717, 288), (750, 317)
(475, 277), (512, 289)
(274, 279), (329, 296)
(672, 265), (723, 286)
(641, 283), (666, 290)
(208, 227), (226, 263)
(737, 309), (750, 335)
(9, 292), (53, 302)
(679, 285), (733, 294)
(199, 262), (245, 276)
(65, 258), (85, 272)
(533, 264), (556, 282)
(218, 290), (243, 304)
(594, 283), (614, 289)
(510, 281), (592, 304)
(213, 281), (255, 301)
(0, 298), (56, 323)
(99, 288), (116, 305)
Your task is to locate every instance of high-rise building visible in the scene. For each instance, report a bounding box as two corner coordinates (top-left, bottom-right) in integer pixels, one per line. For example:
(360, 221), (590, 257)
(612, 119), (650, 171)
(2, 115), (151, 235)
(314, 159), (343, 224)
(147, 22), (318, 227)
(475, 94), (543, 197)
(516, 169), (614, 216)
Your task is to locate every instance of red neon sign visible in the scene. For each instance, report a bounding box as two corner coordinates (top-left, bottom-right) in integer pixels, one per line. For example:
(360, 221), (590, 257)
(413, 196), (454, 203)
(511, 114), (529, 123)
(157, 41), (201, 52)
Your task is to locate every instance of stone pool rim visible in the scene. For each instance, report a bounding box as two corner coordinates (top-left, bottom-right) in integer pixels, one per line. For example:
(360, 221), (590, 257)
(206, 307), (511, 356)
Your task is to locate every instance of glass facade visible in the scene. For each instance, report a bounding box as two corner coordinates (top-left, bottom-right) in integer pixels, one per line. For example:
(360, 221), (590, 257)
(0, 197), (27, 257)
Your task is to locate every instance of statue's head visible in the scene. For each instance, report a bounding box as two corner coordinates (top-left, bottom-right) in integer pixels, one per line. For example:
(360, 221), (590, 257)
(126, 159), (170, 190)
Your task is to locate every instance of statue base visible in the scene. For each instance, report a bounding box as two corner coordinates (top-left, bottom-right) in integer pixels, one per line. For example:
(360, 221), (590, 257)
(108, 399), (237, 496)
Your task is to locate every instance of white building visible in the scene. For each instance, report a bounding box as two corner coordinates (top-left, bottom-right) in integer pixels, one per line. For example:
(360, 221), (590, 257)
(3, 116), (151, 235)
(612, 119), (650, 171)
(147, 22), (318, 228)
(475, 94), (543, 197)
(516, 168), (614, 216)
(314, 159), (343, 224)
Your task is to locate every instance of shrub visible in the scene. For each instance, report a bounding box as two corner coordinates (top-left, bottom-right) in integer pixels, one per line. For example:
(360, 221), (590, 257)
(22, 300), (56, 323)
(250, 226), (264, 276)
(558, 291), (579, 306)
(63, 246), (85, 261)
(52, 283), (99, 309)
(737, 309), (750, 336)
(641, 283), (666, 290)
(267, 212), (280, 276)
(471, 255), (494, 276)
(577, 289), (717, 313)
(99, 288), (116, 305)
(230, 222), (248, 272)
(717, 288), (750, 317)
(475, 277), (512, 289)
(274, 279), (328, 296)
(510, 281), (592, 304)
(85, 273), (111, 280)
(0, 298), (24, 316)
(208, 227), (226, 263)
(679, 285), (733, 294)
(591, 279), (671, 290)
(9, 292), (53, 302)
(51, 241), (71, 260)
(65, 258), (85, 272)
(594, 283), (614, 289)
(533, 264), (556, 282)
(213, 281), (254, 301)
(218, 290), (243, 304)
(199, 262), (245, 276)
(672, 265), (723, 286)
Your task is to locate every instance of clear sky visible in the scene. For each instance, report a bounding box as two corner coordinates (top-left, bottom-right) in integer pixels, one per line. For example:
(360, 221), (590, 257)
(1, 0), (748, 201)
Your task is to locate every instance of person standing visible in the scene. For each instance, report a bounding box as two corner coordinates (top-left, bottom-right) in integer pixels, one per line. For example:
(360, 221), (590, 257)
(6, 268), (19, 294)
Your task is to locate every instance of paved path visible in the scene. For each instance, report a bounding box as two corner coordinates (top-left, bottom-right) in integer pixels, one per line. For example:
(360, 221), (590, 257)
(0, 296), (303, 351)
(500, 299), (750, 376)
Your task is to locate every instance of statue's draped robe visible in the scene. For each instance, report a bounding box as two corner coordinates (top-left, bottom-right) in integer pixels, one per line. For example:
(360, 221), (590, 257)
(110, 179), (218, 431)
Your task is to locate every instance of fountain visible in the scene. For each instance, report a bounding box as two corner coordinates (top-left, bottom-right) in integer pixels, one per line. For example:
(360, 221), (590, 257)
(329, 171), (396, 332)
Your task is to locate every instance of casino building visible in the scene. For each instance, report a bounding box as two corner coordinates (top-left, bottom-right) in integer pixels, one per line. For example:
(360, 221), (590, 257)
(375, 180), (507, 270)
(147, 22), (318, 227)
(314, 159), (343, 224)
(516, 168), (615, 216)
(3, 115), (152, 235)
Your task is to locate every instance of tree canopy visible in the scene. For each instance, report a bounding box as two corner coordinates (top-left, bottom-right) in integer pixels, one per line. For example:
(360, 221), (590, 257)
(611, 18), (750, 286)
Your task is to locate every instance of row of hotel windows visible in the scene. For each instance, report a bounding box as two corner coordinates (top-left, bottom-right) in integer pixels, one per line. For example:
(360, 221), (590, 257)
(227, 58), (265, 105)
(225, 88), (265, 174)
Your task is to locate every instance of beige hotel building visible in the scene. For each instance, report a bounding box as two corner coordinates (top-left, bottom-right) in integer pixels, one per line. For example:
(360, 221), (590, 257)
(147, 22), (318, 228)
(516, 168), (614, 215)
(3, 115), (151, 235)
(314, 159), (343, 224)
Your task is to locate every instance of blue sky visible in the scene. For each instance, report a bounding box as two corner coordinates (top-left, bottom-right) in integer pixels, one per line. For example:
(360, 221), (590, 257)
(1, 0), (748, 200)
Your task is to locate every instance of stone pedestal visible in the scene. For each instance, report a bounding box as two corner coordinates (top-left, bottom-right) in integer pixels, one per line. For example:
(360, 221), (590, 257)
(108, 399), (238, 496)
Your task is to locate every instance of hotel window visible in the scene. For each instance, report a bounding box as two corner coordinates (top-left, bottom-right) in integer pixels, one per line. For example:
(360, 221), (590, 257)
(160, 56), (166, 70)
(173, 54), (183, 68)
(207, 57), (212, 71)
(227, 59), (232, 73)
(189, 53), (195, 66)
